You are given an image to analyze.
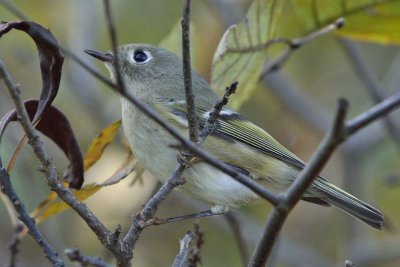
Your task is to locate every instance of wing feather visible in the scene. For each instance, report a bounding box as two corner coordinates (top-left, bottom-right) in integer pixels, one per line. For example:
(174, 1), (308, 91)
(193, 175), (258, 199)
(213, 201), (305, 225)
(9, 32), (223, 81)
(163, 99), (307, 170)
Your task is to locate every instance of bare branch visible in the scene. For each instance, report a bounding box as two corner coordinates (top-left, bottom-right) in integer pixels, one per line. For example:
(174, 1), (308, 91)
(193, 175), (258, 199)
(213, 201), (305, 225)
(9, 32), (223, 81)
(340, 38), (400, 150)
(65, 248), (111, 267)
(181, 0), (200, 143)
(0, 2), (113, 88)
(225, 212), (249, 266)
(199, 81), (238, 142)
(263, 71), (330, 133)
(188, 223), (204, 267)
(0, 61), (119, 256)
(0, 2), (279, 207)
(249, 99), (348, 267)
(7, 221), (24, 267)
(122, 164), (186, 250)
(263, 71), (386, 152)
(172, 231), (194, 267)
(346, 91), (400, 135)
(0, 0), (28, 20)
(259, 17), (344, 78)
(0, 168), (65, 267)
(249, 91), (400, 266)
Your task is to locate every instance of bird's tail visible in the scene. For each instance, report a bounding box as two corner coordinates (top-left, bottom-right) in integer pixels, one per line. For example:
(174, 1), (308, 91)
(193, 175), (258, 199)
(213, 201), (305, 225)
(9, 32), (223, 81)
(313, 179), (384, 230)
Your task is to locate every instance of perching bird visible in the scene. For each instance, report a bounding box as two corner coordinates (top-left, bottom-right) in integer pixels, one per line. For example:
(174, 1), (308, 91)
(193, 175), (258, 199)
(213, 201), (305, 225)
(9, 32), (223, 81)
(85, 43), (384, 229)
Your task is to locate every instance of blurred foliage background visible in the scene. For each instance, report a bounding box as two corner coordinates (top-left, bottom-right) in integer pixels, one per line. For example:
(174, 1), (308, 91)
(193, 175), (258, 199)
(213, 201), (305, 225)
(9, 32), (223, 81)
(0, 0), (400, 266)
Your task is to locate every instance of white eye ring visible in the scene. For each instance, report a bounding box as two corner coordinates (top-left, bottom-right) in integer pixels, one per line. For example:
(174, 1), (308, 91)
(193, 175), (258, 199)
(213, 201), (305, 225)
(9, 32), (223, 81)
(130, 49), (153, 64)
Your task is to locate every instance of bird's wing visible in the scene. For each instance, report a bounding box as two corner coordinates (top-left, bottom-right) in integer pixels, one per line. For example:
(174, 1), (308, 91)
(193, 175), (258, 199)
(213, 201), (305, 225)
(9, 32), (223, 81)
(213, 110), (307, 170)
(161, 99), (307, 170)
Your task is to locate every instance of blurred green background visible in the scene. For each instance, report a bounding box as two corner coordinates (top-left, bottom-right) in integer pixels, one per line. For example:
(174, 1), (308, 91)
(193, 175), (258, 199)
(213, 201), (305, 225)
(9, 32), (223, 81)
(0, 0), (400, 266)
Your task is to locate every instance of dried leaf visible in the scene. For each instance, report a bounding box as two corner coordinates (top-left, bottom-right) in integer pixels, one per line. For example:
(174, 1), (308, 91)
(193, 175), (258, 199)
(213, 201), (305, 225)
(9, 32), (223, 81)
(32, 159), (136, 224)
(0, 21), (64, 123)
(0, 100), (84, 189)
(31, 120), (130, 223)
(83, 120), (122, 171)
(33, 184), (102, 224)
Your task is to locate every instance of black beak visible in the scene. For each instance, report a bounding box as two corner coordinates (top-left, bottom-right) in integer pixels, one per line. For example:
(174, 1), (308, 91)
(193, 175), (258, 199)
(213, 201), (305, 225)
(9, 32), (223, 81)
(84, 49), (113, 62)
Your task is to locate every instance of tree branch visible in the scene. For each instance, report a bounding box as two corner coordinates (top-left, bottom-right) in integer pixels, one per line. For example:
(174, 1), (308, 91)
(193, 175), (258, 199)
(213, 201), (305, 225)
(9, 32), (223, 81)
(0, 60), (121, 257)
(0, 1), (279, 207)
(346, 91), (400, 135)
(0, 168), (65, 267)
(225, 211), (249, 266)
(259, 17), (344, 78)
(181, 0), (199, 143)
(339, 38), (400, 151)
(249, 92), (400, 266)
(172, 231), (194, 267)
(65, 248), (111, 267)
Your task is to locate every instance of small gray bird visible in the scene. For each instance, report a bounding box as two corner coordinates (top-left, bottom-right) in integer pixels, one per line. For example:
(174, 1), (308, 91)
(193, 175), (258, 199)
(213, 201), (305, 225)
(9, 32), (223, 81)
(85, 44), (384, 229)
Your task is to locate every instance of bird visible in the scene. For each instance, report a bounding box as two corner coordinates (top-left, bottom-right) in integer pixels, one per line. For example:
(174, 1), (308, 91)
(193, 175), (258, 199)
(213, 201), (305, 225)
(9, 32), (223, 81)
(85, 43), (384, 230)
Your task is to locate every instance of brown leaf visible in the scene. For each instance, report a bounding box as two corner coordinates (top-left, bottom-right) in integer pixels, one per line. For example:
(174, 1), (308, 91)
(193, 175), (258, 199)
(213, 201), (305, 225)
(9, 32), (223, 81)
(0, 20), (64, 123)
(0, 100), (84, 189)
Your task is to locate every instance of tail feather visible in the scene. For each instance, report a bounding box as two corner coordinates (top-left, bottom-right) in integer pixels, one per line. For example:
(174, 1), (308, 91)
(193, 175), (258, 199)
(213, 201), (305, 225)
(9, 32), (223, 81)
(313, 179), (384, 230)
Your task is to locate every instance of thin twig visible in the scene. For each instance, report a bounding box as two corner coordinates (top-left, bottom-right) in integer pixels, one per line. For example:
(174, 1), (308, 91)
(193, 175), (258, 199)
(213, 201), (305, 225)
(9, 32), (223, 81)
(100, 7), (278, 263)
(7, 221), (24, 267)
(0, 61), (119, 256)
(249, 91), (400, 266)
(249, 99), (348, 267)
(0, 0), (28, 20)
(65, 248), (111, 267)
(188, 223), (204, 267)
(0, 168), (65, 267)
(122, 164), (186, 252)
(181, 0), (199, 143)
(0, 1), (279, 206)
(340, 38), (400, 151)
(263, 71), (385, 151)
(225, 212), (249, 266)
(199, 81), (238, 142)
(346, 91), (400, 135)
(0, 2), (113, 88)
(263, 71), (330, 133)
(172, 231), (194, 267)
(103, 0), (124, 92)
(120, 84), (240, 254)
(259, 17), (344, 78)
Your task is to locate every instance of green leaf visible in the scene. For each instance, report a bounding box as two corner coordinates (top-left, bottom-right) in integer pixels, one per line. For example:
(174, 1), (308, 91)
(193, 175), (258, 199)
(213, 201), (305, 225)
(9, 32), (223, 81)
(211, 0), (400, 110)
(211, 0), (285, 109)
(338, 1), (400, 44)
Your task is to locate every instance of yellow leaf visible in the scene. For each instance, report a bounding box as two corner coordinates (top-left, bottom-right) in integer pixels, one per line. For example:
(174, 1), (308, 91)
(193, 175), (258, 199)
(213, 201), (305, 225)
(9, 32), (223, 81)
(31, 120), (124, 223)
(33, 184), (102, 224)
(337, 1), (400, 44)
(30, 190), (60, 218)
(211, 0), (400, 110)
(83, 120), (122, 171)
(32, 157), (137, 224)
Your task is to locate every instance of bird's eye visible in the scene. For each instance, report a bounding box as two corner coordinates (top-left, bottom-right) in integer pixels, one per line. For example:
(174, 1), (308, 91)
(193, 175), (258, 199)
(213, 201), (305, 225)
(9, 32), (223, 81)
(133, 51), (148, 63)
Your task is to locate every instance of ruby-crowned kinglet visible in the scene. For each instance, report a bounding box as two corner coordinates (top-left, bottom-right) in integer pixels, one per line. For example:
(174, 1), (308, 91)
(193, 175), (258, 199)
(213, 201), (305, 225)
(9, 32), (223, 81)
(85, 44), (384, 229)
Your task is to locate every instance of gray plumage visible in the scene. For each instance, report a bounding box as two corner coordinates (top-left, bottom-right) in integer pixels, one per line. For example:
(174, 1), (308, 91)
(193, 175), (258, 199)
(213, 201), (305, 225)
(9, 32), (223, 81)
(86, 43), (384, 230)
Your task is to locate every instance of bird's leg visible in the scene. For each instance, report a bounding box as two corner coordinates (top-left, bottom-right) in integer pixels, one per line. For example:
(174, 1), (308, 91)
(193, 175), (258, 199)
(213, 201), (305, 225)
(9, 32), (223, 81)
(178, 152), (202, 168)
(139, 206), (229, 228)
